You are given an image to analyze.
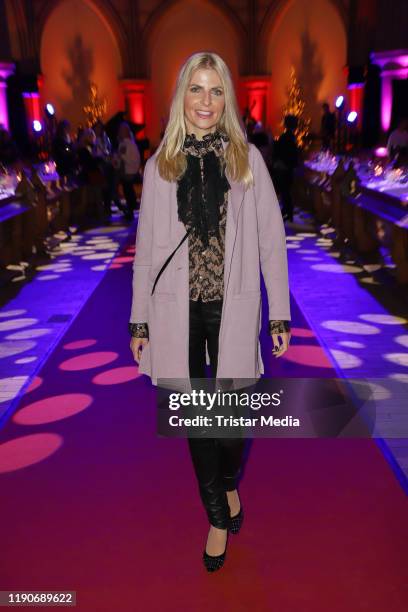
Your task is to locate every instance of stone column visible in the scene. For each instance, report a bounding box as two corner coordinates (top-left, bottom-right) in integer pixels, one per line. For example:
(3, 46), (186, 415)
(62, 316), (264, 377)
(0, 62), (15, 130)
(371, 50), (408, 132)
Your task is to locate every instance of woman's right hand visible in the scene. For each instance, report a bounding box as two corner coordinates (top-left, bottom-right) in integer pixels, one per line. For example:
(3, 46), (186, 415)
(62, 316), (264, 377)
(130, 337), (149, 365)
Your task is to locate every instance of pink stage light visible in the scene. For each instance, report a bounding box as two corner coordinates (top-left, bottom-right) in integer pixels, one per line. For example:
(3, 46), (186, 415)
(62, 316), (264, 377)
(289, 327), (316, 338)
(375, 147), (388, 157)
(281, 345), (333, 368)
(24, 376), (43, 394)
(92, 366), (142, 385)
(0, 433), (63, 474)
(13, 393), (93, 425)
(63, 339), (97, 350)
(59, 351), (118, 371)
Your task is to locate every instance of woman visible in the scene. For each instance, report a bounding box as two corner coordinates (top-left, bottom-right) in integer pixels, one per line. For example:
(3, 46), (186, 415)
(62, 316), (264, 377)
(116, 122), (141, 221)
(129, 52), (291, 572)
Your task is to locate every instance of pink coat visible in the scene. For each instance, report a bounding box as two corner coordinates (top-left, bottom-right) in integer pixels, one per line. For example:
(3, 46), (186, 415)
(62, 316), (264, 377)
(130, 143), (291, 385)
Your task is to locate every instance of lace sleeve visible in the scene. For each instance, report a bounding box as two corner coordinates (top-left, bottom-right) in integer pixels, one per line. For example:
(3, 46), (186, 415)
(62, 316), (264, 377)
(129, 323), (149, 338)
(269, 320), (291, 335)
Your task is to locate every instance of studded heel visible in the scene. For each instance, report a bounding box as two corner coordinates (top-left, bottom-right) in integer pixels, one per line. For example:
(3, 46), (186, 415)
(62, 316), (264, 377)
(203, 547), (227, 572)
(228, 506), (243, 535)
(203, 529), (228, 572)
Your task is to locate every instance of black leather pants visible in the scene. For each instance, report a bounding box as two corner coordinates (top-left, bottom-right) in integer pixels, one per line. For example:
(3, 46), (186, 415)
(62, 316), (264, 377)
(188, 298), (246, 529)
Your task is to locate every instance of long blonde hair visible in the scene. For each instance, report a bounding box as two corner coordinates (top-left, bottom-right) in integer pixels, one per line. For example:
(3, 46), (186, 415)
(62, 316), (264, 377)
(157, 52), (253, 187)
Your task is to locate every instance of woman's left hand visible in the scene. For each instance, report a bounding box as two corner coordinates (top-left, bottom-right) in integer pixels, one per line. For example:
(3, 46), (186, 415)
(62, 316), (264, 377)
(271, 332), (291, 358)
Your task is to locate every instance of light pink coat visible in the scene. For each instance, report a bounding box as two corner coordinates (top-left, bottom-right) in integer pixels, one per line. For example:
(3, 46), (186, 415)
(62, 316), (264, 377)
(130, 143), (291, 385)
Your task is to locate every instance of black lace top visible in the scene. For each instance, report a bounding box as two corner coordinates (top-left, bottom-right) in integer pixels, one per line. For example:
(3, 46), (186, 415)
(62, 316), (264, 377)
(182, 131), (228, 302)
(130, 131), (290, 339)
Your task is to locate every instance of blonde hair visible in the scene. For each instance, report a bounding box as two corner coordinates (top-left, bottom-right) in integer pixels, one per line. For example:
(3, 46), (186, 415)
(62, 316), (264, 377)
(157, 51), (253, 187)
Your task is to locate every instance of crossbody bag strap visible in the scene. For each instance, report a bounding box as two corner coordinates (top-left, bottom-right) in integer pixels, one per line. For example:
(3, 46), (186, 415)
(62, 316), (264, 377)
(151, 227), (192, 296)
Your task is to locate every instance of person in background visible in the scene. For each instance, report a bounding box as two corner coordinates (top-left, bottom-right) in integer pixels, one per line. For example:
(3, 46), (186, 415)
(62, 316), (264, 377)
(273, 114), (299, 222)
(94, 120), (112, 159)
(77, 128), (99, 182)
(52, 120), (76, 183)
(250, 121), (274, 170)
(242, 101), (257, 139)
(387, 118), (408, 162)
(93, 120), (116, 219)
(321, 102), (336, 151)
(115, 122), (141, 221)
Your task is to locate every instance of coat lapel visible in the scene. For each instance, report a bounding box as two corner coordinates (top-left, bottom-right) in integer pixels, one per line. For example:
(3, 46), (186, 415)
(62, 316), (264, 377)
(223, 140), (246, 301)
(222, 138), (246, 224)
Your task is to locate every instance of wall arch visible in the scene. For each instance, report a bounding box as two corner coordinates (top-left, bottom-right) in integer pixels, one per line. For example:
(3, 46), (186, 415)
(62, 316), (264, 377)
(146, 0), (242, 145)
(39, 0), (124, 129)
(259, 0), (348, 69)
(262, 0), (347, 134)
(142, 0), (246, 76)
(37, 0), (127, 72)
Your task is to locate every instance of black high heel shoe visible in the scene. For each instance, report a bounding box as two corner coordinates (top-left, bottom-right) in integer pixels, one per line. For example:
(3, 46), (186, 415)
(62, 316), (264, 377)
(228, 506), (244, 535)
(203, 531), (228, 572)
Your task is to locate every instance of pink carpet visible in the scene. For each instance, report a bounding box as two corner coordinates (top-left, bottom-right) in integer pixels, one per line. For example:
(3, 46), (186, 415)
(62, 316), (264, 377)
(0, 241), (407, 611)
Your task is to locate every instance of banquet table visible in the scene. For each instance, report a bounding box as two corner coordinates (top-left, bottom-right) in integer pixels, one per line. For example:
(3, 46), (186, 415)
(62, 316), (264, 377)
(299, 156), (408, 283)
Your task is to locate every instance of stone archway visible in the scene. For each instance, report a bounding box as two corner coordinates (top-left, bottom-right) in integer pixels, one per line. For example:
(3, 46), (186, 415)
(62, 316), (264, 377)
(141, 0), (246, 77)
(39, 0), (124, 129)
(37, 0), (127, 74)
(258, 0), (348, 72)
(260, 0), (348, 134)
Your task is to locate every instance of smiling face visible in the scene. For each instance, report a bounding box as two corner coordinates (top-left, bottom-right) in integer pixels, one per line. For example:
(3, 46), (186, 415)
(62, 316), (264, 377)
(183, 67), (225, 139)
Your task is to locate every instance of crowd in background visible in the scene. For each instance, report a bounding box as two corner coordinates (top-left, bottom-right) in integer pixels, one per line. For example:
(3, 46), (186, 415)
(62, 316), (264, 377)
(51, 119), (142, 222)
(1, 106), (408, 227)
(0, 117), (143, 223)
